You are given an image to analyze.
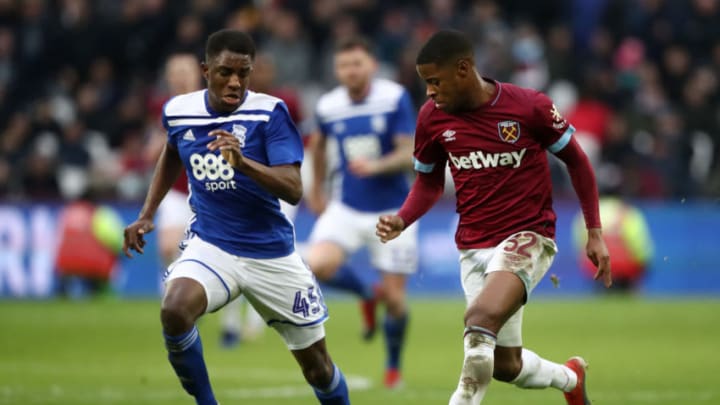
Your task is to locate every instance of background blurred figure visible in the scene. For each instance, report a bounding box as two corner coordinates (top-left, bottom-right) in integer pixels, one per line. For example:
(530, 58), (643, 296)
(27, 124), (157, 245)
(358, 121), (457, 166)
(573, 197), (654, 292)
(306, 36), (418, 389)
(55, 193), (125, 298)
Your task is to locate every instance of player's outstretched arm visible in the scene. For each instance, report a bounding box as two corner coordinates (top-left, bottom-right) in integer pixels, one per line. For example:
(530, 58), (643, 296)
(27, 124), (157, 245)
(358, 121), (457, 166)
(123, 142), (183, 258)
(209, 129), (302, 204)
(376, 167), (445, 243)
(586, 228), (612, 287)
(554, 137), (612, 288)
(307, 131), (328, 214)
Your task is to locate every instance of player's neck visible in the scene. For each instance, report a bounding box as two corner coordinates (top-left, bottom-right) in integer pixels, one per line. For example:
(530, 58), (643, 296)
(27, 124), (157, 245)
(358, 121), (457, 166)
(469, 74), (496, 109)
(347, 82), (371, 102)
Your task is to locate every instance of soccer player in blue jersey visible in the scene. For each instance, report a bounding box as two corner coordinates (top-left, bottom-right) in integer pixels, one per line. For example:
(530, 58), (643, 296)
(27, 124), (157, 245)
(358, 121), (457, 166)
(305, 36), (418, 389)
(122, 29), (350, 405)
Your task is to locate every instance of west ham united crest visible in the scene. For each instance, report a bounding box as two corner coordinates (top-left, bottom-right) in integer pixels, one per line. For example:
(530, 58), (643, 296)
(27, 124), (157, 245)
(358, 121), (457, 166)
(497, 120), (521, 143)
(231, 123), (247, 147)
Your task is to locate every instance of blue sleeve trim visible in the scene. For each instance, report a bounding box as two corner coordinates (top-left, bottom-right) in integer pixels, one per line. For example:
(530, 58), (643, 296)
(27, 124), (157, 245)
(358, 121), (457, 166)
(548, 125), (575, 153)
(413, 158), (435, 173)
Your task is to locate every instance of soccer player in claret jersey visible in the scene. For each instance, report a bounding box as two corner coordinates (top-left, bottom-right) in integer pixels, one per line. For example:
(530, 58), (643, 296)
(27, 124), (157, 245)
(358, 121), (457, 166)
(306, 36), (418, 388)
(376, 30), (612, 405)
(123, 29), (350, 405)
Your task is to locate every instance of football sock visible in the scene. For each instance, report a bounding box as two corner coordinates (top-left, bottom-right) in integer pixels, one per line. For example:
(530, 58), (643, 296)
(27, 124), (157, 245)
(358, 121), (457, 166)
(326, 265), (372, 299)
(383, 312), (408, 370)
(511, 348), (577, 391)
(164, 326), (217, 405)
(449, 326), (496, 405)
(312, 363), (350, 405)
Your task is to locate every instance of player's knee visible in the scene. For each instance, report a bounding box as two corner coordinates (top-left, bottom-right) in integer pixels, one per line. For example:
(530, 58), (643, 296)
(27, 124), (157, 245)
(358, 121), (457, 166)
(306, 258), (338, 281)
(160, 296), (202, 334)
(493, 358), (522, 382)
(301, 359), (334, 388)
(464, 310), (503, 333)
(383, 290), (406, 317)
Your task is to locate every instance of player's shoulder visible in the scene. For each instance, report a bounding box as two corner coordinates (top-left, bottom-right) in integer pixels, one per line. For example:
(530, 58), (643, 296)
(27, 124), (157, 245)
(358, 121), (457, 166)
(368, 78), (407, 102)
(240, 90), (284, 113)
(316, 85), (349, 117)
(164, 90), (210, 117)
(418, 99), (438, 121)
(497, 81), (549, 106)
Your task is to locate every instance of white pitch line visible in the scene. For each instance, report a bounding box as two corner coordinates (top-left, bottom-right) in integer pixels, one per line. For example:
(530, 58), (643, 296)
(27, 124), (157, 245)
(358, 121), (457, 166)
(222, 374), (372, 399)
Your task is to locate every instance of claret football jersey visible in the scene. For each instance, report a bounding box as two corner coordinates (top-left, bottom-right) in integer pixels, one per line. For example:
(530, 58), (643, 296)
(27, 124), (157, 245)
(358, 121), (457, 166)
(413, 79), (575, 249)
(162, 89), (304, 258)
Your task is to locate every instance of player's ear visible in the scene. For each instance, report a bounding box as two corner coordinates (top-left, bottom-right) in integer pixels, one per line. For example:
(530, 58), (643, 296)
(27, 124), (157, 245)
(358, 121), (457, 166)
(456, 58), (472, 78)
(201, 61), (209, 81)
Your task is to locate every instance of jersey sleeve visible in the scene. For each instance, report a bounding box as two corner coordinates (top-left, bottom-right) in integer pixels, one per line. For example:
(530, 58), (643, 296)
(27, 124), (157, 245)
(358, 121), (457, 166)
(531, 91), (576, 153)
(161, 98), (177, 148)
(389, 90), (417, 138)
(264, 102), (304, 166)
(413, 108), (446, 174)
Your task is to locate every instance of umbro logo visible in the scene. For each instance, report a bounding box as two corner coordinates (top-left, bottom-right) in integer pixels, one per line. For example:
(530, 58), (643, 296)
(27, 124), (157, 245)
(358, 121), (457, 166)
(442, 129), (456, 142)
(183, 129), (195, 141)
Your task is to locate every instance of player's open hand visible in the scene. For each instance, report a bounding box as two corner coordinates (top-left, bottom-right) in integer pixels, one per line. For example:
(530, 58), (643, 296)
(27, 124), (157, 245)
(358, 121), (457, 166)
(376, 215), (405, 243)
(208, 129), (244, 168)
(586, 228), (612, 288)
(122, 218), (155, 258)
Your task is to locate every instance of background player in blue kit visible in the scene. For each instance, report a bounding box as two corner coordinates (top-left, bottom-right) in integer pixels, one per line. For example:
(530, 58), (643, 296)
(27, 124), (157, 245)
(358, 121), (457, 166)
(305, 36), (418, 389)
(122, 29), (350, 405)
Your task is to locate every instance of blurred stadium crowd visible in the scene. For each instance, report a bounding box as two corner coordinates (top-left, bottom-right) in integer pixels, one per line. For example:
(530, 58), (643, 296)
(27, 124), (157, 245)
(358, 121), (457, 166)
(1, 0), (718, 201)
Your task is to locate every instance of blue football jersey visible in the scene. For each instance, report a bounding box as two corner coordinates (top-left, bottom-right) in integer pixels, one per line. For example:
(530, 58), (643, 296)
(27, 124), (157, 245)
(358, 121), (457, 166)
(315, 78), (415, 212)
(162, 90), (303, 259)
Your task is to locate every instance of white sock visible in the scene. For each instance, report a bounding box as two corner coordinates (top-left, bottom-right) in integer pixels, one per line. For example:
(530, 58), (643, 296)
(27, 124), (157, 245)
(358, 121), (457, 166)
(449, 327), (497, 405)
(511, 349), (577, 392)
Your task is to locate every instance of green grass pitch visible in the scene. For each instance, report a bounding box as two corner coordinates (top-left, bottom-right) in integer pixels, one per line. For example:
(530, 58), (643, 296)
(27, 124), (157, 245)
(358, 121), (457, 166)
(1, 297), (718, 404)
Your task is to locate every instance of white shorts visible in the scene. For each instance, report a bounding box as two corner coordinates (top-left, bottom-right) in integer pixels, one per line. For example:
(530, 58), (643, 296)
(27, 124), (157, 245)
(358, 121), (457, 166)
(164, 236), (327, 350)
(157, 189), (193, 229)
(459, 231), (557, 347)
(309, 200), (418, 274)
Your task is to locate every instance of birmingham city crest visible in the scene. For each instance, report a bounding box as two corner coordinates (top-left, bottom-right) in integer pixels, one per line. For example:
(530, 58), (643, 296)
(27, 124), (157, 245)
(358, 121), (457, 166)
(497, 120), (521, 143)
(232, 124), (247, 147)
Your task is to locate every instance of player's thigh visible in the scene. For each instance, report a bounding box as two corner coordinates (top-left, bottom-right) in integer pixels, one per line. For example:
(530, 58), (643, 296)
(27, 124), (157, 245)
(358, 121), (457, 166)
(164, 236), (243, 314)
(460, 248), (525, 335)
(487, 231), (557, 296)
(459, 248), (494, 304)
(368, 219), (419, 275)
(242, 252), (328, 350)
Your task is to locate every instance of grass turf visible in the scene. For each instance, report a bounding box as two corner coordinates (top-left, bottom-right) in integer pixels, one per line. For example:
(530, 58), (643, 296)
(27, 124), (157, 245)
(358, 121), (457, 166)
(1, 297), (718, 404)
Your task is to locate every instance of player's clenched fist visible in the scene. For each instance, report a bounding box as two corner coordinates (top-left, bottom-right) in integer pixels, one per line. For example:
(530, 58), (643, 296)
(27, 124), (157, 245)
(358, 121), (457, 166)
(208, 129), (244, 168)
(122, 218), (155, 258)
(376, 215), (405, 243)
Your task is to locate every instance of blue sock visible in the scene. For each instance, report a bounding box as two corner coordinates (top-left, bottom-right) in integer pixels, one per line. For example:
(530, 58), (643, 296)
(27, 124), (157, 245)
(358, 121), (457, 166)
(325, 265), (371, 299)
(384, 312), (409, 370)
(312, 364), (350, 405)
(164, 326), (217, 405)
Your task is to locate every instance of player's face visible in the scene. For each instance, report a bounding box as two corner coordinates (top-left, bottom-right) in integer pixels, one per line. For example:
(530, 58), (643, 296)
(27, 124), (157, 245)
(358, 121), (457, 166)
(416, 61), (470, 114)
(334, 47), (376, 93)
(203, 50), (253, 114)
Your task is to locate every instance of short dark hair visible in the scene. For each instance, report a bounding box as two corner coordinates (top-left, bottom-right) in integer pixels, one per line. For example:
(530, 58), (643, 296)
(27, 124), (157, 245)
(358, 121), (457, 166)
(416, 30), (474, 66)
(334, 35), (373, 55)
(205, 29), (256, 62)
